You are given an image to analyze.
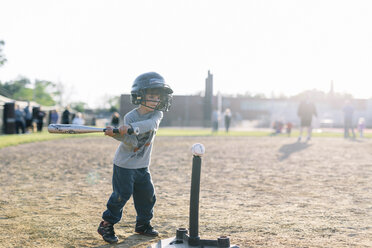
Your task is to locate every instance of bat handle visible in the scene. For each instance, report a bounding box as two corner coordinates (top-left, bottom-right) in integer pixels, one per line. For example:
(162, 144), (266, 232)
(103, 128), (120, 133)
(103, 127), (139, 135)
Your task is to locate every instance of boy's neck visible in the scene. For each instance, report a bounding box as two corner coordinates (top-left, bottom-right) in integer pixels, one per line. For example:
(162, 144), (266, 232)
(137, 105), (154, 115)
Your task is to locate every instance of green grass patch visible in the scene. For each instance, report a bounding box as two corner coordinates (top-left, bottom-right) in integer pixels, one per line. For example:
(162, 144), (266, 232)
(0, 131), (101, 149)
(157, 128), (270, 137)
(0, 128), (369, 149)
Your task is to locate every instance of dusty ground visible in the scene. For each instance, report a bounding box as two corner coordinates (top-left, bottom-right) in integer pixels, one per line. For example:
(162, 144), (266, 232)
(0, 136), (371, 248)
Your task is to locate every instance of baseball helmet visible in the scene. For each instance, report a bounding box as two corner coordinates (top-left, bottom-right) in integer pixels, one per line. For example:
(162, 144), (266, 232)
(130, 72), (173, 112)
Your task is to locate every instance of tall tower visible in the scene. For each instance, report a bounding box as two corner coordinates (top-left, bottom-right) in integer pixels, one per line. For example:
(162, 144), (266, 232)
(203, 70), (213, 127)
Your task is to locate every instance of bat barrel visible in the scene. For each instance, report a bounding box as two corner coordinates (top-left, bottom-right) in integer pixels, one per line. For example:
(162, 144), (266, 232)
(48, 124), (119, 134)
(48, 124), (104, 134)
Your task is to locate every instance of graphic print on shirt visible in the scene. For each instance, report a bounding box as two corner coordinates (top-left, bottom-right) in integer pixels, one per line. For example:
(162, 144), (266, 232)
(131, 130), (154, 158)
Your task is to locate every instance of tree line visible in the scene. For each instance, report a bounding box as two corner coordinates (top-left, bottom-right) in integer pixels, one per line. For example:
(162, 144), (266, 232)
(0, 40), (62, 106)
(0, 40), (119, 112)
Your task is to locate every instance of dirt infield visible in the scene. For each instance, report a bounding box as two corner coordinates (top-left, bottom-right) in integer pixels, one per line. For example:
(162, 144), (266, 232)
(0, 136), (371, 247)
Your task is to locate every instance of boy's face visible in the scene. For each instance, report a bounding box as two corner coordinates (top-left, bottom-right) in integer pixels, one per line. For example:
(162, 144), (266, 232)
(142, 89), (161, 111)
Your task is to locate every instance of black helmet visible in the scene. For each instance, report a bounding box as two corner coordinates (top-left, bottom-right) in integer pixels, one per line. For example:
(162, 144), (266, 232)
(130, 72), (173, 112)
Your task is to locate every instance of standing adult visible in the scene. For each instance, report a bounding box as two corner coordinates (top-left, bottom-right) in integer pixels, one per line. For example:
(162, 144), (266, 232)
(211, 109), (220, 133)
(15, 104), (26, 134)
(62, 107), (70, 124)
(72, 112), (85, 125)
(297, 98), (317, 142)
(224, 108), (232, 133)
(50, 110), (59, 124)
(358, 117), (366, 138)
(36, 108), (46, 132)
(23, 102), (33, 133)
(111, 112), (120, 127)
(343, 100), (356, 139)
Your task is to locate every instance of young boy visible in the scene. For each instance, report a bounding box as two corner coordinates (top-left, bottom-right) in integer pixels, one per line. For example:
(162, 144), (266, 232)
(98, 72), (173, 243)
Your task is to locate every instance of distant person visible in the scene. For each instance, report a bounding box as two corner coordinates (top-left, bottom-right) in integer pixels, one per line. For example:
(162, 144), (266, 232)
(343, 100), (355, 139)
(15, 104), (26, 134)
(72, 112), (85, 125)
(224, 108), (232, 132)
(111, 112), (120, 127)
(70, 113), (76, 123)
(271, 120), (283, 136)
(36, 108), (46, 132)
(358, 117), (366, 138)
(297, 98), (317, 142)
(286, 121), (293, 137)
(91, 116), (96, 126)
(62, 107), (70, 124)
(50, 110), (59, 124)
(23, 103), (33, 133)
(212, 109), (220, 133)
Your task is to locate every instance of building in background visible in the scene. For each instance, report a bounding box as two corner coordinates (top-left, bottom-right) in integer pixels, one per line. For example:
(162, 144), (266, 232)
(203, 70), (213, 127)
(119, 72), (372, 129)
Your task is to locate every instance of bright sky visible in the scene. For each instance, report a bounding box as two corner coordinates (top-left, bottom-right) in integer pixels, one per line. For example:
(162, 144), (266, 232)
(1, 0), (372, 107)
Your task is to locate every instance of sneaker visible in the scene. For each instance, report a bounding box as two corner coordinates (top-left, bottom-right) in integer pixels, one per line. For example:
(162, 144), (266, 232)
(98, 221), (118, 243)
(135, 223), (159, 237)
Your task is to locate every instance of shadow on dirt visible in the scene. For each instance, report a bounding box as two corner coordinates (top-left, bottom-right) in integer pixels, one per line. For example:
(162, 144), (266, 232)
(93, 233), (157, 248)
(278, 141), (312, 161)
(346, 138), (364, 143)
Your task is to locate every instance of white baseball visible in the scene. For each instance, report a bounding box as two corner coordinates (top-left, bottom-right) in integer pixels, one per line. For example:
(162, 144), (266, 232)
(191, 143), (205, 156)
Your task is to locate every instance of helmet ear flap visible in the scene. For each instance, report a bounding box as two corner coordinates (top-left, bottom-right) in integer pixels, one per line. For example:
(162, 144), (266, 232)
(155, 93), (172, 111)
(131, 91), (145, 105)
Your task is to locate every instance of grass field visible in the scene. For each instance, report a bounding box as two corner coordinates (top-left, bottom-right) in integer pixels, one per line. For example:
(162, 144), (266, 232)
(1, 126), (371, 149)
(1, 127), (370, 148)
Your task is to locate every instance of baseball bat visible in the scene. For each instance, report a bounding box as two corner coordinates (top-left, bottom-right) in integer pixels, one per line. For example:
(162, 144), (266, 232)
(48, 124), (119, 134)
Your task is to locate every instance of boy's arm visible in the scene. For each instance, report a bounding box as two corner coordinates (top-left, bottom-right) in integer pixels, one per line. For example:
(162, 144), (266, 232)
(105, 111), (162, 143)
(105, 125), (138, 147)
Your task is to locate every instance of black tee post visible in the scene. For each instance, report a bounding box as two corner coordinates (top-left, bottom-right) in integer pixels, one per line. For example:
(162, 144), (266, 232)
(188, 155), (202, 246)
(148, 146), (239, 247)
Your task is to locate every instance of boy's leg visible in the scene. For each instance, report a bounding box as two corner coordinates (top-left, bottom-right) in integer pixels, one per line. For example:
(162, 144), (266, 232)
(102, 165), (135, 224)
(99, 165), (134, 243)
(133, 168), (158, 236)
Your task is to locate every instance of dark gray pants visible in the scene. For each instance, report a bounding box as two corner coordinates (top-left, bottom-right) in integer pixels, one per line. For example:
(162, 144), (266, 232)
(344, 119), (355, 138)
(102, 165), (156, 225)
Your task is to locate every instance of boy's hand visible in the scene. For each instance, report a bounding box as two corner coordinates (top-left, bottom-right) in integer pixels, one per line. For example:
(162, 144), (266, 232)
(104, 126), (115, 137)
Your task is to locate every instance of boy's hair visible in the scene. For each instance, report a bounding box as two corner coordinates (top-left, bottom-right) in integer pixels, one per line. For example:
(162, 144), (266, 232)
(131, 72), (173, 112)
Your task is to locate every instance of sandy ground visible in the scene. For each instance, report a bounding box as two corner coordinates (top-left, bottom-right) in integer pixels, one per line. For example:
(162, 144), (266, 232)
(0, 136), (371, 248)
